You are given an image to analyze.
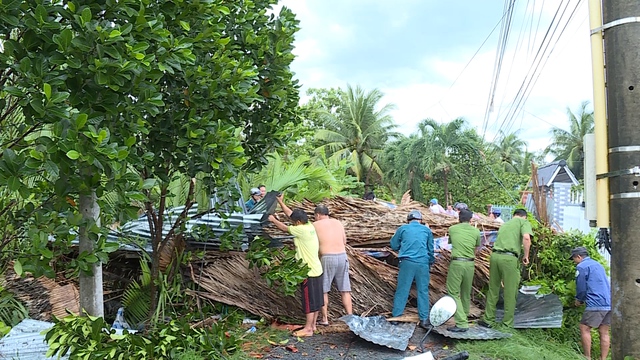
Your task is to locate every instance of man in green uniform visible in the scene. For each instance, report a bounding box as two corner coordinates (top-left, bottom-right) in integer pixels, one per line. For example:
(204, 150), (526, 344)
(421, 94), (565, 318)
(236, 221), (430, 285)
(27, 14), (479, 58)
(480, 209), (532, 328)
(446, 209), (482, 332)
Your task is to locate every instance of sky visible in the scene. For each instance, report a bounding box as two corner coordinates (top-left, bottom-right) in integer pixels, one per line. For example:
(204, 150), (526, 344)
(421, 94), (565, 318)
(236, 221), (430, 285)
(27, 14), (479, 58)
(275, 0), (595, 153)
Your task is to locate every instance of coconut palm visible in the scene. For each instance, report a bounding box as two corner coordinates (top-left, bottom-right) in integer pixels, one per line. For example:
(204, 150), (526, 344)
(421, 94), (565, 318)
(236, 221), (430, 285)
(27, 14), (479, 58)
(314, 85), (398, 191)
(493, 130), (527, 174)
(548, 101), (594, 179)
(382, 135), (426, 201)
(417, 118), (474, 203)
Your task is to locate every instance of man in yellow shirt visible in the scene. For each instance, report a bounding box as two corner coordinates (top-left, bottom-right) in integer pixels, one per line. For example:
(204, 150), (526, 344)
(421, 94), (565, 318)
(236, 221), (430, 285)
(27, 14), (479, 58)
(269, 194), (323, 337)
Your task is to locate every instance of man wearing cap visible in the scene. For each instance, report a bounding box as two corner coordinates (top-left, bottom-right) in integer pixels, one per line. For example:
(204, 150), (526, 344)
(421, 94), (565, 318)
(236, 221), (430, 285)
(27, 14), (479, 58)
(244, 187), (262, 211)
(389, 210), (435, 329)
(313, 204), (353, 326)
(445, 209), (482, 332)
(489, 208), (504, 223)
(571, 246), (611, 360)
(480, 208), (532, 328)
(429, 199), (446, 214)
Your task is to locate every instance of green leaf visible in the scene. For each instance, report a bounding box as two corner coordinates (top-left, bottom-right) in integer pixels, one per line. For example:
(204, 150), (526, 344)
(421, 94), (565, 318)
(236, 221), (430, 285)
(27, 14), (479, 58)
(14, 260), (22, 276)
(109, 30), (121, 38)
(7, 177), (21, 191)
(76, 114), (88, 129)
(35, 5), (47, 23)
(66, 150), (80, 159)
(179, 21), (190, 31)
(218, 6), (230, 15)
(43, 83), (52, 100)
(142, 178), (156, 189)
(81, 7), (92, 24)
(68, 1), (76, 12)
(124, 136), (136, 147)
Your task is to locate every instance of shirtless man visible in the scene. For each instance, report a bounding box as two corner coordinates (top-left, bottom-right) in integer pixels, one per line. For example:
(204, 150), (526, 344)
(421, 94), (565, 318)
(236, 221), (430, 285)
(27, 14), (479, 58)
(313, 204), (353, 325)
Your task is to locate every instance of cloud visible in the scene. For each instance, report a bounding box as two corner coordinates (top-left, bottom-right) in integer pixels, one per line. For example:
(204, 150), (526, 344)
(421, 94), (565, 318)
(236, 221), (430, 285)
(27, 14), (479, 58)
(280, 0), (593, 152)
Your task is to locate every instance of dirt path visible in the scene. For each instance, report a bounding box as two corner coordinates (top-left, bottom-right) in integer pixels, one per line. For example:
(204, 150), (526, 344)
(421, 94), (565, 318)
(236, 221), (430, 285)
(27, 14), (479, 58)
(264, 327), (458, 359)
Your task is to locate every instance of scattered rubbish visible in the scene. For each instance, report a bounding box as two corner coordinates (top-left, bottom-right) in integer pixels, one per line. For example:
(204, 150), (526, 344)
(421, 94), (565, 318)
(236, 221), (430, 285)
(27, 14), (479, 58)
(245, 326), (257, 333)
(403, 351), (434, 359)
(339, 314), (416, 351)
(111, 307), (131, 330)
(441, 351), (470, 360)
(519, 285), (542, 295)
(243, 318), (259, 325)
(434, 325), (511, 340)
(419, 296), (457, 352)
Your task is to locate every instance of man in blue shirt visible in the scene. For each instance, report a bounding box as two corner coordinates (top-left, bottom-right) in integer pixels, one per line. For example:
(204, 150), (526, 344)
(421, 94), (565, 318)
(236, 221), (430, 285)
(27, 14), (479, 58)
(390, 210), (435, 329)
(571, 246), (611, 360)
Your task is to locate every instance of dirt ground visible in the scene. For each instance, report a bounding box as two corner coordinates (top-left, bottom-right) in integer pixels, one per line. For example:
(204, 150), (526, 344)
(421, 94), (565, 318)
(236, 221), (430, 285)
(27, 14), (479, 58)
(263, 326), (459, 360)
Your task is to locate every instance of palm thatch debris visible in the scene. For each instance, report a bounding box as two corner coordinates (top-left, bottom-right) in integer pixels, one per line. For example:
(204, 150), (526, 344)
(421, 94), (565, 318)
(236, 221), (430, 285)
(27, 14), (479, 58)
(187, 244), (494, 322)
(2, 268), (79, 321)
(187, 196), (500, 322)
(265, 196), (502, 247)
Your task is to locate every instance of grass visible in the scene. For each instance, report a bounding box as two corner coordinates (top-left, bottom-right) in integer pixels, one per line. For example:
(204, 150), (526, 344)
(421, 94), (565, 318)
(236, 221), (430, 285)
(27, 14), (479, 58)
(455, 328), (585, 360)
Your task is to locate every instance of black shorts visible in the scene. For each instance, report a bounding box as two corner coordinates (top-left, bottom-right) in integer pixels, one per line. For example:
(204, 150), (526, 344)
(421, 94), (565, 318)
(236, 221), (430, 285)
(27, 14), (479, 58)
(300, 276), (324, 314)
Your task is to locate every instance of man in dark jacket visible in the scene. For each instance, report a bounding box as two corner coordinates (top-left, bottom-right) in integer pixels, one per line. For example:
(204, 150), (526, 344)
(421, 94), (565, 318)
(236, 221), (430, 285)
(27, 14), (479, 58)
(390, 210), (435, 329)
(571, 246), (610, 360)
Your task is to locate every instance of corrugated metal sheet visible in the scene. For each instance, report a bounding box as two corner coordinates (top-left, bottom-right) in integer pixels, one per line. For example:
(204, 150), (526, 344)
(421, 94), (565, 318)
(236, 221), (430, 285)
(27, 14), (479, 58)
(0, 319), (68, 360)
(339, 315), (416, 351)
(495, 293), (564, 328)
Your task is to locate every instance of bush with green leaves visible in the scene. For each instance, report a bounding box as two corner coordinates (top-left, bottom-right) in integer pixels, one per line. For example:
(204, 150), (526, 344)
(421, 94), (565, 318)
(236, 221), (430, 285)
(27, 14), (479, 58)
(45, 313), (240, 360)
(246, 237), (309, 296)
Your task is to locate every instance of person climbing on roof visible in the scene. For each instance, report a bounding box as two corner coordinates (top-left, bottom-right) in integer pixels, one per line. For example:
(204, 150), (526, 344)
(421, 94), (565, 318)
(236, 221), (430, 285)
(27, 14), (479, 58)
(245, 187), (262, 211)
(389, 210), (435, 329)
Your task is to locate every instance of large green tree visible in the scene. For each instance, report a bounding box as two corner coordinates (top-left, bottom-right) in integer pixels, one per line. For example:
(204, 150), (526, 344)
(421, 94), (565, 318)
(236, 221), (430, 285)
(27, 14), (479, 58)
(417, 118), (474, 203)
(313, 85), (398, 191)
(548, 101), (594, 179)
(492, 130), (527, 174)
(0, 0), (300, 319)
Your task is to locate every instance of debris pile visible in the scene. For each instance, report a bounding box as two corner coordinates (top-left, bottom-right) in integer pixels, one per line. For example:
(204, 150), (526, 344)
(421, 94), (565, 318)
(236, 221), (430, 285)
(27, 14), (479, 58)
(190, 196), (502, 322)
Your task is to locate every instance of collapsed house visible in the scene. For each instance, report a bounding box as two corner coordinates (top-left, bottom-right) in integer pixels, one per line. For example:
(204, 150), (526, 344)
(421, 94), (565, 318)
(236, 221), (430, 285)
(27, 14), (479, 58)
(4, 196), (502, 323)
(188, 196), (501, 321)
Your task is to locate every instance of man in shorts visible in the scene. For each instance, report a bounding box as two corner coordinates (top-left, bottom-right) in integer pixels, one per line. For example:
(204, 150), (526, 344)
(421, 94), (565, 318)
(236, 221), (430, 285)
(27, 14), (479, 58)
(313, 205), (352, 325)
(571, 246), (611, 360)
(268, 194), (323, 337)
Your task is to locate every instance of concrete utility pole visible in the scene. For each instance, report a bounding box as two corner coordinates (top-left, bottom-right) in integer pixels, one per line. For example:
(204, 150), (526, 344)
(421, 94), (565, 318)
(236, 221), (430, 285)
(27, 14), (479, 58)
(602, 0), (640, 358)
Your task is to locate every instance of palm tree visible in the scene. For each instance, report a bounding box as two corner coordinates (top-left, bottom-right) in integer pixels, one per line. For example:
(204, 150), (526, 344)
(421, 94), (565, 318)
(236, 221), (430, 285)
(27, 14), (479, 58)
(314, 85), (398, 190)
(548, 101), (594, 179)
(417, 118), (473, 203)
(493, 130), (527, 174)
(383, 135), (426, 201)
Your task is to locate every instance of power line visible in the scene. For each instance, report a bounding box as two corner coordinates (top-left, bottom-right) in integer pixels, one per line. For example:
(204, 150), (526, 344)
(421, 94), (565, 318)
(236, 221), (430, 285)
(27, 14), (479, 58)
(481, 0), (517, 139)
(423, 9), (513, 114)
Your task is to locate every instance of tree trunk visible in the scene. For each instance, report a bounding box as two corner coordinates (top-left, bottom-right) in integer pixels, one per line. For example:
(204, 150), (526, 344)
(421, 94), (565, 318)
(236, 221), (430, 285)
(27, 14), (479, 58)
(443, 170), (449, 205)
(78, 190), (104, 317)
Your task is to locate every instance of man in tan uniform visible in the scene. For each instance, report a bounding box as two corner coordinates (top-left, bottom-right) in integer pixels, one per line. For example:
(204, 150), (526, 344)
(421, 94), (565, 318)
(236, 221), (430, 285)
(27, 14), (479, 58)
(313, 204), (353, 325)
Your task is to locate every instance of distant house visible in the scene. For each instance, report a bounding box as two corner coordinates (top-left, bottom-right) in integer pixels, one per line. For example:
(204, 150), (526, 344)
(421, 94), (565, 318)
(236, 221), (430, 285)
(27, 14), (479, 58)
(536, 159), (580, 189)
(525, 160), (580, 229)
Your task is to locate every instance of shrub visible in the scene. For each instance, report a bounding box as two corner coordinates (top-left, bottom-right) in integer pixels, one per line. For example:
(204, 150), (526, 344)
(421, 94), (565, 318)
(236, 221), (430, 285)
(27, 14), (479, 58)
(45, 313), (240, 360)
